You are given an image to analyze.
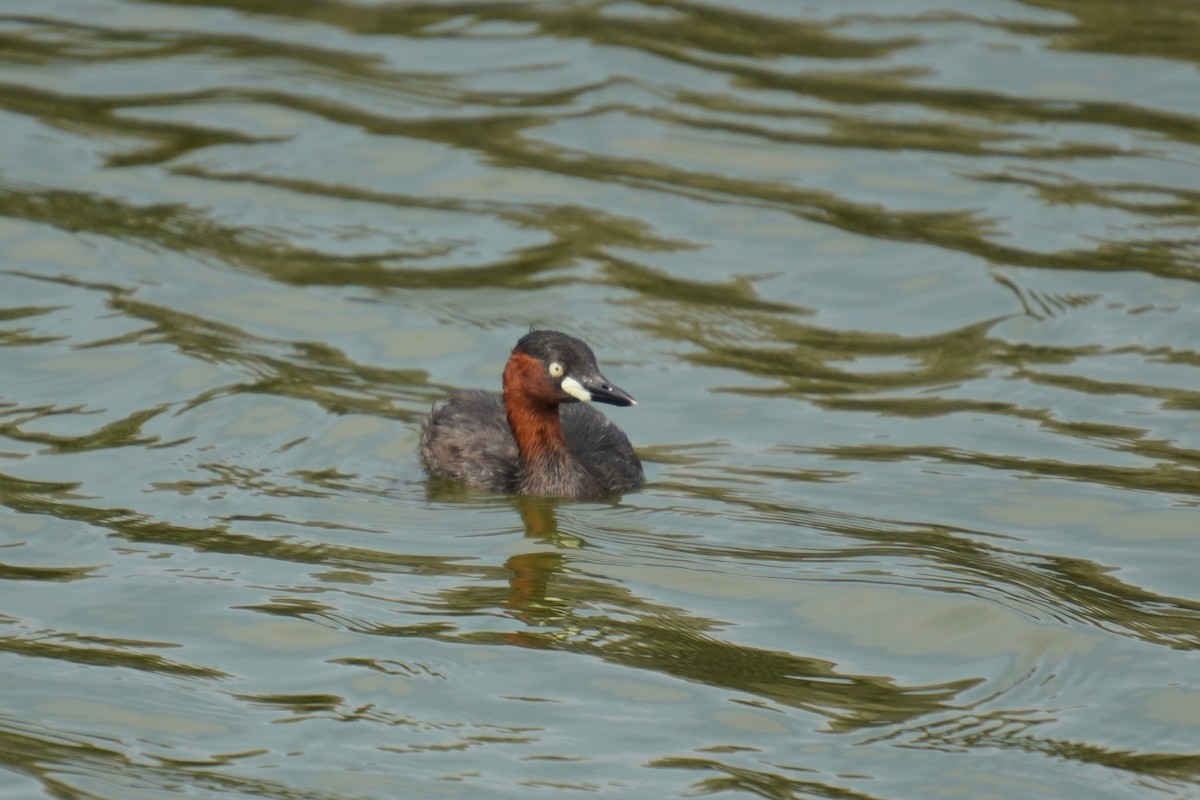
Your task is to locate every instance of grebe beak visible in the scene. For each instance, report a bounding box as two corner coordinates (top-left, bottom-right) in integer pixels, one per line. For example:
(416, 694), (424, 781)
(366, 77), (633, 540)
(563, 372), (637, 407)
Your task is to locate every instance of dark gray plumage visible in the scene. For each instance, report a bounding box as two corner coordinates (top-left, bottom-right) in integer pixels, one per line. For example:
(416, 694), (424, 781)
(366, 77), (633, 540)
(420, 330), (643, 500)
(420, 390), (642, 497)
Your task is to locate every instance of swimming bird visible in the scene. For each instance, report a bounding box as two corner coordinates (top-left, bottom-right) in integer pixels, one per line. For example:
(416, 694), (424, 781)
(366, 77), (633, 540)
(420, 330), (643, 499)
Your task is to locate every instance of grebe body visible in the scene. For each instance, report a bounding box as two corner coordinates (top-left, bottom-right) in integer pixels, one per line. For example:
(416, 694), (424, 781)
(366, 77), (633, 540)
(420, 330), (643, 499)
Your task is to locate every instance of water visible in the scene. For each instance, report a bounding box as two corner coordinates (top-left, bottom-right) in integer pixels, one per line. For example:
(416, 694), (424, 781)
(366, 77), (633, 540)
(2, 1), (1200, 798)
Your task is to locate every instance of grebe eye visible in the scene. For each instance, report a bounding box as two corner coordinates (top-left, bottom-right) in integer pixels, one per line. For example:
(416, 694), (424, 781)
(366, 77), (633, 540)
(548, 361), (564, 378)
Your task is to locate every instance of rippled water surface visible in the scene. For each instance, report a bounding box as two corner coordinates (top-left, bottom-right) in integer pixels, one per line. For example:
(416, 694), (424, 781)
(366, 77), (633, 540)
(3, 1), (1200, 798)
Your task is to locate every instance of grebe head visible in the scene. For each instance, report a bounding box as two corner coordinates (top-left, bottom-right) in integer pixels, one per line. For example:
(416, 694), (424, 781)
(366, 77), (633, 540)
(507, 329), (637, 408)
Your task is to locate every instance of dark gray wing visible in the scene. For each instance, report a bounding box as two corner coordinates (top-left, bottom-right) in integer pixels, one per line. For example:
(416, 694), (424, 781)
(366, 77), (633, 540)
(420, 390), (518, 492)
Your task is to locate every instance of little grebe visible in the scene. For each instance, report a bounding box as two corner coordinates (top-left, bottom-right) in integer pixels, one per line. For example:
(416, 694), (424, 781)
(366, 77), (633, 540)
(420, 330), (643, 499)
